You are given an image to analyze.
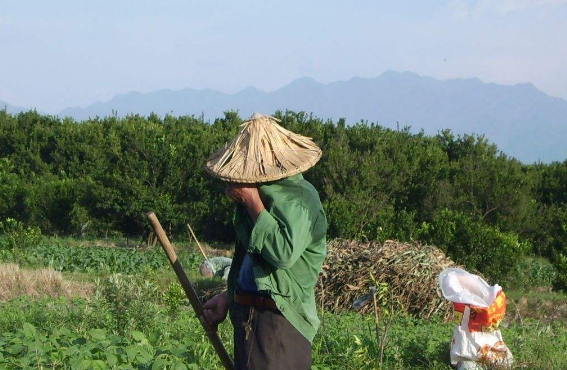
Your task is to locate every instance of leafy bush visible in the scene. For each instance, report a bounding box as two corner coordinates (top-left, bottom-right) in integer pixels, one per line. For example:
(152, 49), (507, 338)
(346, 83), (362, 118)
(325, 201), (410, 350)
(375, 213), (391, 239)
(164, 282), (187, 313)
(1, 110), (567, 286)
(416, 209), (529, 281)
(95, 274), (162, 335)
(0, 218), (43, 252)
(555, 254), (567, 291)
(504, 257), (557, 291)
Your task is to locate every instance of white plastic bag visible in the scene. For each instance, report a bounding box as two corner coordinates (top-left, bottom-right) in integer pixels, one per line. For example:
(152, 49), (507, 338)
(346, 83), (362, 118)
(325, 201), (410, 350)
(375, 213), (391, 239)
(439, 268), (513, 368)
(439, 268), (500, 307)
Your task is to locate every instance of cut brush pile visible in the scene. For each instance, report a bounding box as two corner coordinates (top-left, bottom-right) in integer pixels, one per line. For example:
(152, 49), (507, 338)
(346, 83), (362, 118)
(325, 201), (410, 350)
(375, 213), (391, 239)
(317, 239), (458, 320)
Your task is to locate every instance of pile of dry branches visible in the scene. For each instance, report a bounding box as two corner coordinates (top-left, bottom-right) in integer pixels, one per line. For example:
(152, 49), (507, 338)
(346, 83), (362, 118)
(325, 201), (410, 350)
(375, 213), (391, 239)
(316, 239), (458, 320)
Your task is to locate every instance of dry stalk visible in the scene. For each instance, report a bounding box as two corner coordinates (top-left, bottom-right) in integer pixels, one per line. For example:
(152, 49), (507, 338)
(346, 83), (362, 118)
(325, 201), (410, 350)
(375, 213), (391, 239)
(0, 263), (91, 301)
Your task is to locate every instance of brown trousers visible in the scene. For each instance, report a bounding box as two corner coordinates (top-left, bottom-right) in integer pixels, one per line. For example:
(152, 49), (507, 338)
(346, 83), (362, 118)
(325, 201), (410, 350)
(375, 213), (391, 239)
(229, 301), (312, 370)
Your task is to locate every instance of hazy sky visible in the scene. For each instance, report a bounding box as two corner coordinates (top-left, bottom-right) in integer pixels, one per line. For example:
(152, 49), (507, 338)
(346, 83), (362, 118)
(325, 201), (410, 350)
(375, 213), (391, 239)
(1, 0), (566, 113)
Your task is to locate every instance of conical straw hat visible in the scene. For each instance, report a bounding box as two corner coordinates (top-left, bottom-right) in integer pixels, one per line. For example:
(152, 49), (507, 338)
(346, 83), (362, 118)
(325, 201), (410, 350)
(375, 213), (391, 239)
(205, 113), (322, 183)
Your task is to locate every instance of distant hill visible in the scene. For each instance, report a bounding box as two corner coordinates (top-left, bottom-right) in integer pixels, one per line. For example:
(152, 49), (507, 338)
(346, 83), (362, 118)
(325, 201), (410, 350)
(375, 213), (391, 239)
(0, 100), (27, 115)
(42, 71), (567, 163)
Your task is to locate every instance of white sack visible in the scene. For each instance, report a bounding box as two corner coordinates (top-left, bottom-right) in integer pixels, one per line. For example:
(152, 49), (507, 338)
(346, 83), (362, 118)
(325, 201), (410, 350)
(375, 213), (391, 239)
(450, 306), (513, 366)
(439, 268), (513, 367)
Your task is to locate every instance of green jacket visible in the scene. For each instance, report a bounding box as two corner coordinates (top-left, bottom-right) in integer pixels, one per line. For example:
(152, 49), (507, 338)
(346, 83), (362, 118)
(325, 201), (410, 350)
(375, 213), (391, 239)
(227, 174), (327, 343)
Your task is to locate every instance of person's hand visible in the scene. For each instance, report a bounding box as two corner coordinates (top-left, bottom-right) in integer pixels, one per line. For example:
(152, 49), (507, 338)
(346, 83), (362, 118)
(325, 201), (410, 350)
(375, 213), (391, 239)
(202, 291), (229, 331)
(225, 183), (265, 222)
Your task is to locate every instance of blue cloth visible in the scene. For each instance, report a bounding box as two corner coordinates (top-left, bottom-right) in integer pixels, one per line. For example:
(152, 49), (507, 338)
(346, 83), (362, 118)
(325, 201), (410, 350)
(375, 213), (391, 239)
(237, 253), (258, 292)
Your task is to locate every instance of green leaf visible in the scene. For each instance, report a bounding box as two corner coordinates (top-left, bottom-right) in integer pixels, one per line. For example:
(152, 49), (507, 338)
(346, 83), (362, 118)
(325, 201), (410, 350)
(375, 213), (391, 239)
(22, 323), (37, 338)
(91, 360), (107, 370)
(136, 348), (153, 364)
(8, 344), (25, 355)
(131, 331), (147, 343)
(63, 346), (81, 357)
(106, 353), (118, 366)
(88, 329), (107, 341)
(124, 346), (138, 362)
(152, 358), (170, 369)
(173, 362), (188, 370)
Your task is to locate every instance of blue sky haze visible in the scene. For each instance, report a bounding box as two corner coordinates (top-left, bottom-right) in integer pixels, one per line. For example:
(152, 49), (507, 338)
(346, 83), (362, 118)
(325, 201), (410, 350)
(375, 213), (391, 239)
(1, 0), (566, 112)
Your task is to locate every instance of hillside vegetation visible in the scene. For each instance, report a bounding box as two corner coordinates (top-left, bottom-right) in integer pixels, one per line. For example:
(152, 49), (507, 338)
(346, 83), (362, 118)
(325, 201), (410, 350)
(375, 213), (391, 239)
(1, 109), (566, 287)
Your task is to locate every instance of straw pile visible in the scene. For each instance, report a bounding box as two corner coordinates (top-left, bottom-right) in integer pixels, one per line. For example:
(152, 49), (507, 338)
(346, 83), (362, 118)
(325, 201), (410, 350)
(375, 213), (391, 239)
(317, 239), (458, 320)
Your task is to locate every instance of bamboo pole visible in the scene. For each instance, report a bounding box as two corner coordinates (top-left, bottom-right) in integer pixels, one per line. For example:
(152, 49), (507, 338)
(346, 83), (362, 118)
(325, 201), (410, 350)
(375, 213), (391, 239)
(146, 212), (234, 370)
(187, 223), (215, 274)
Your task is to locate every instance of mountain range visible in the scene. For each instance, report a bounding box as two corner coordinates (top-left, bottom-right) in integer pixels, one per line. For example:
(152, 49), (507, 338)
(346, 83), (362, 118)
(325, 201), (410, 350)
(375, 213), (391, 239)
(0, 100), (27, 115)
(4, 71), (567, 163)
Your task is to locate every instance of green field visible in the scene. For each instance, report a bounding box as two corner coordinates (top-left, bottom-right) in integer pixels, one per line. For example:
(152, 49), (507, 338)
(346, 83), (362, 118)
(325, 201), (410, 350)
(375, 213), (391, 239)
(1, 239), (566, 369)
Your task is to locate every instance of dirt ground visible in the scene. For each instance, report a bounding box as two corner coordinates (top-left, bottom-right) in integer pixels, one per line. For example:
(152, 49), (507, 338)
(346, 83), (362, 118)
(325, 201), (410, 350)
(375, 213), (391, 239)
(506, 289), (567, 324)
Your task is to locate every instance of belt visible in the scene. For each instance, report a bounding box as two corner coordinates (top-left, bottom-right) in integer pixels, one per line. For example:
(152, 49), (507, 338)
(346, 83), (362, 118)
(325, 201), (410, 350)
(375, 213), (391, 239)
(234, 292), (278, 311)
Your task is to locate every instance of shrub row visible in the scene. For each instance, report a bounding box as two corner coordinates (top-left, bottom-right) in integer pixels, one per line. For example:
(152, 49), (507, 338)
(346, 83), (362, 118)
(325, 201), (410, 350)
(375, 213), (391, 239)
(1, 110), (566, 284)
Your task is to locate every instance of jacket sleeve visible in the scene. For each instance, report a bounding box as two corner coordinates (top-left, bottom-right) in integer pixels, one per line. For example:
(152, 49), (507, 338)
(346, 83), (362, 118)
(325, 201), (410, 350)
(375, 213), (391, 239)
(246, 201), (311, 269)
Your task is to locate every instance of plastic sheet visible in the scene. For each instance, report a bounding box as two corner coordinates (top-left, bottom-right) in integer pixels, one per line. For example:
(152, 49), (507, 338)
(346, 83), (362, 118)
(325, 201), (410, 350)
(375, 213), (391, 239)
(439, 268), (500, 308)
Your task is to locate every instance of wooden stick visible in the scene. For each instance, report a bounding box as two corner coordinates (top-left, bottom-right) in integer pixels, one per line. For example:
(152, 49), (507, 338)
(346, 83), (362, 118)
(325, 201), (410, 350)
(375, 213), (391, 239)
(146, 212), (234, 370)
(187, 223), (215, 274)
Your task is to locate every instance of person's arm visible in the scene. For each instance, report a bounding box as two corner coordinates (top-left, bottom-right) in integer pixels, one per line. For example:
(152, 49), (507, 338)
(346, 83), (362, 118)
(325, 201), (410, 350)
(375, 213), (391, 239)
(247, 201), (310, 269)
(225, 183), (311, 269)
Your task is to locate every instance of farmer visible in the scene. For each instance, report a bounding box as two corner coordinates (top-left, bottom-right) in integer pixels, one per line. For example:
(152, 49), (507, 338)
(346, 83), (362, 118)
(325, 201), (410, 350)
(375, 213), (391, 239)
(199, 257), (232, 280)
(201, 113), (327, 370)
